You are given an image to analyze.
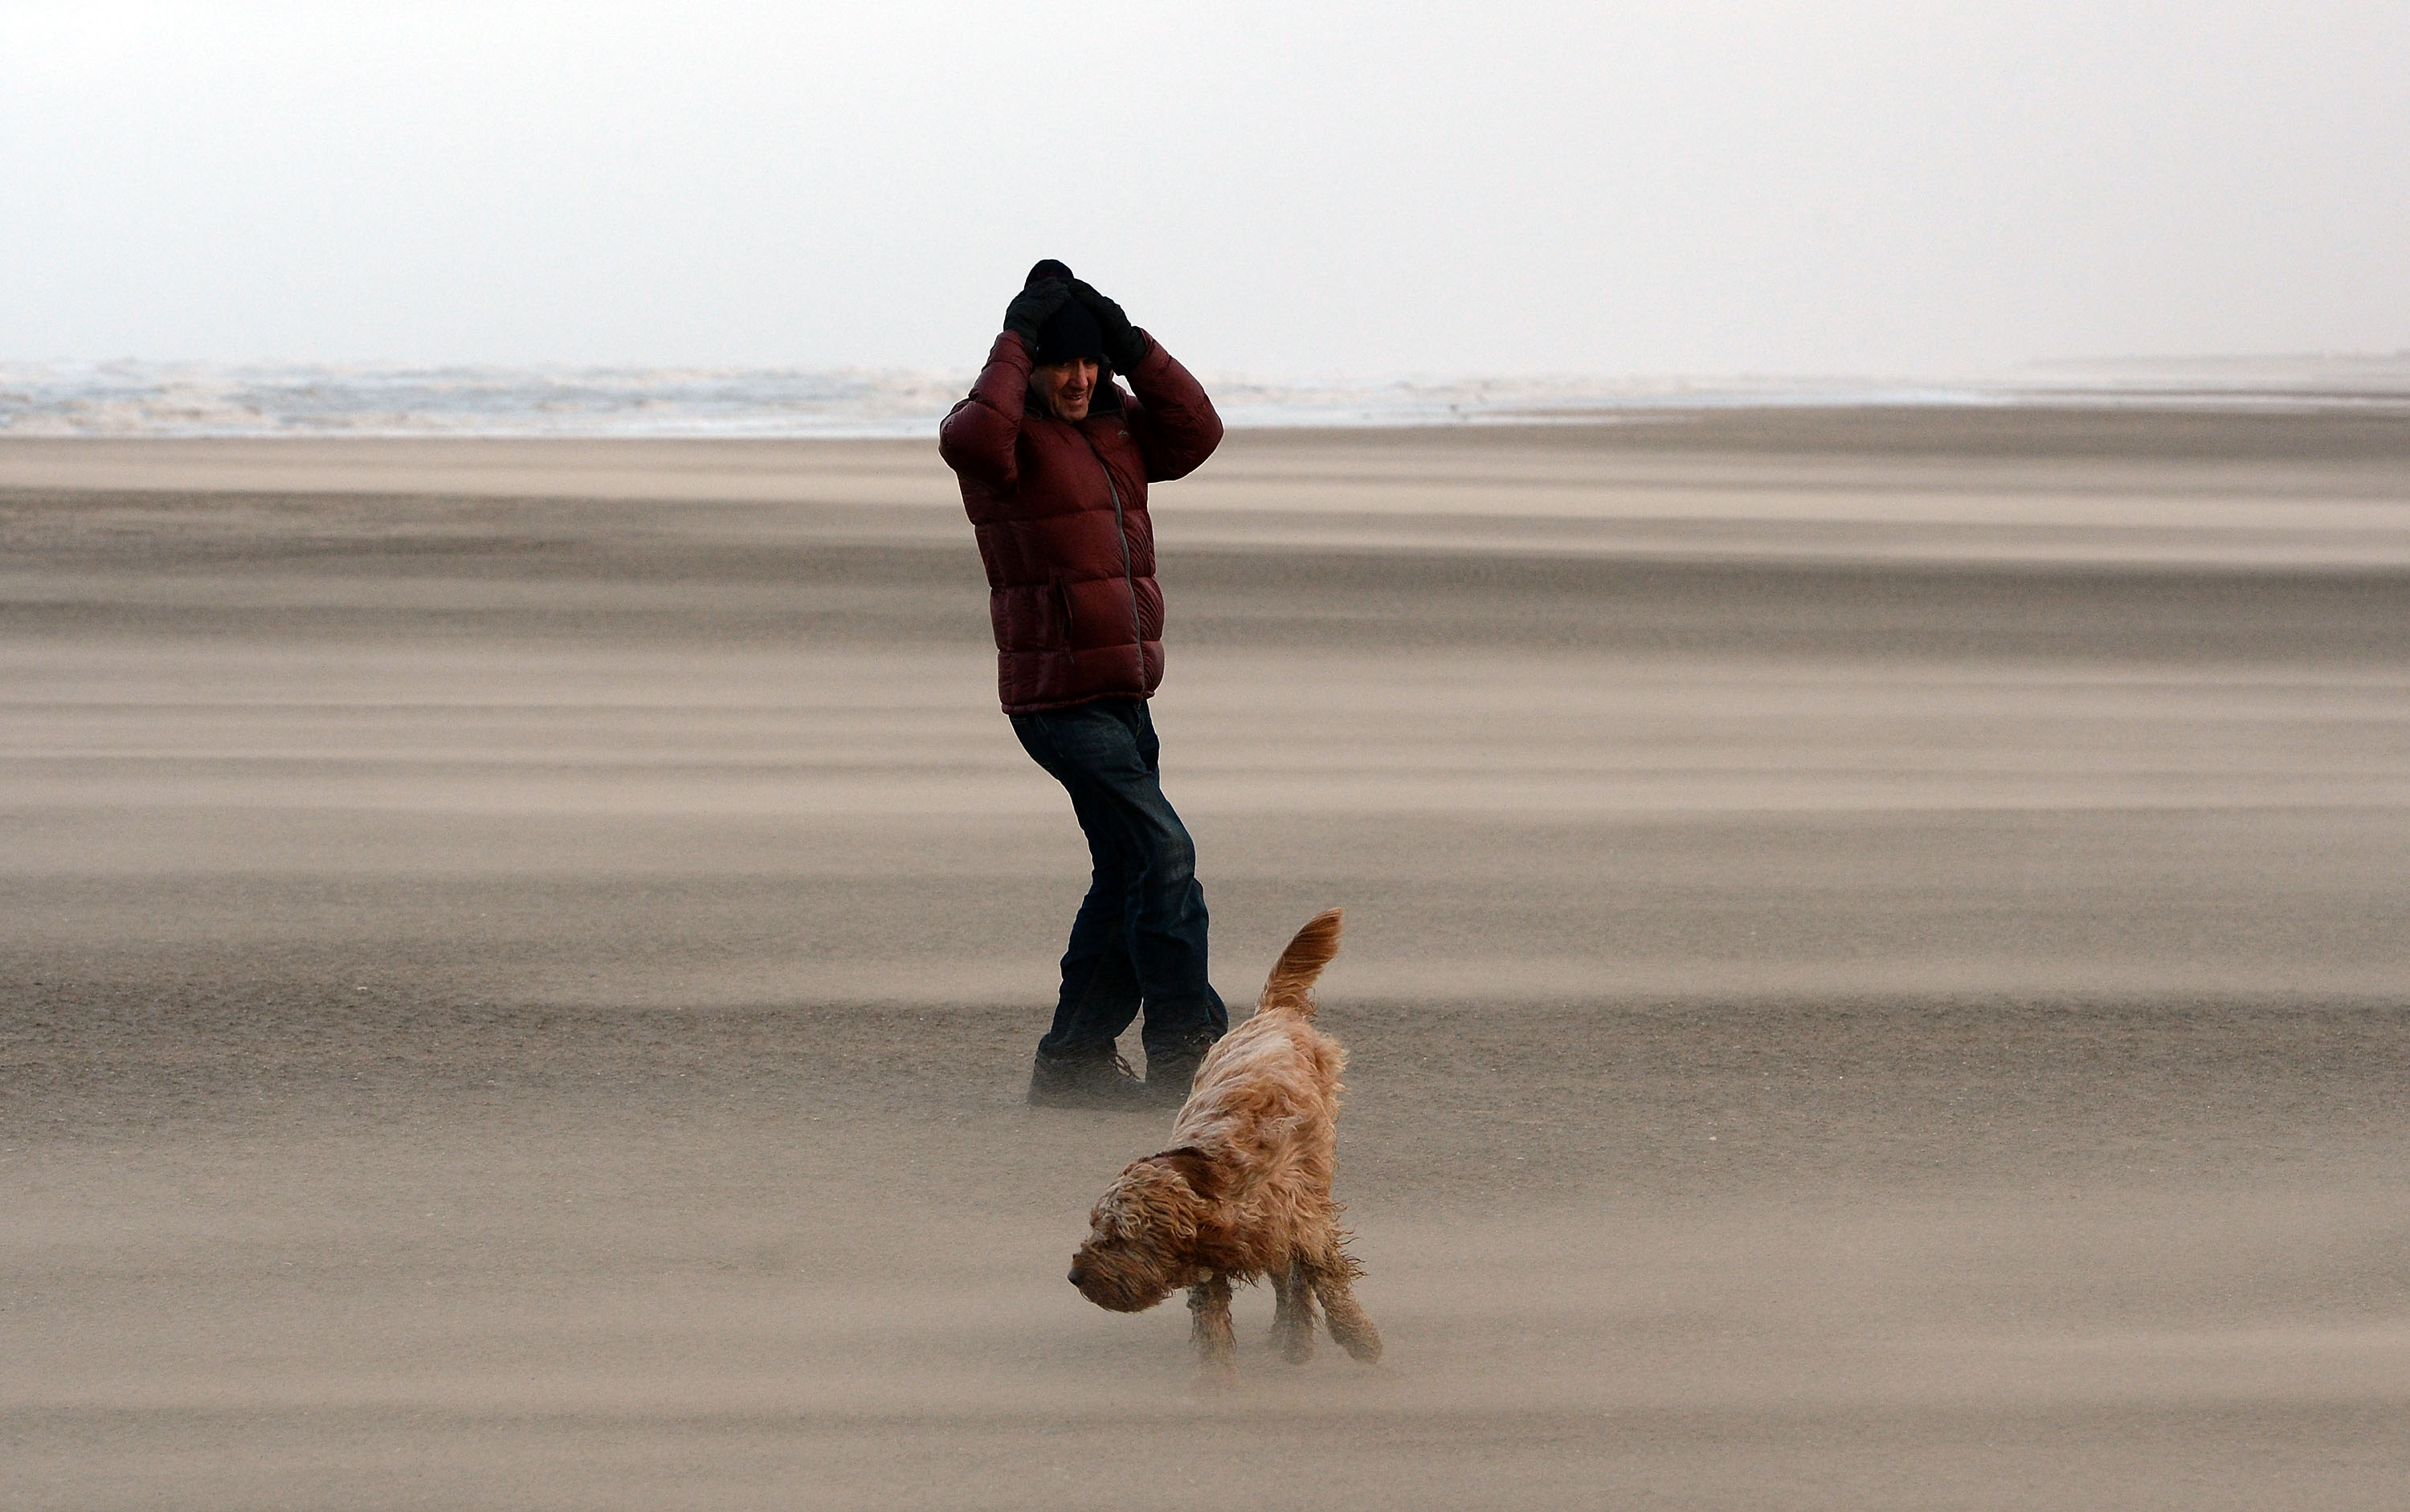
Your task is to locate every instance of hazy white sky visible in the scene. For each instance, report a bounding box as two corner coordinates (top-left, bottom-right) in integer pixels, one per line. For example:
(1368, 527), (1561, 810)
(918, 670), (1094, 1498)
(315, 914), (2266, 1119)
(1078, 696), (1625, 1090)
(3, 1), (2404, 378)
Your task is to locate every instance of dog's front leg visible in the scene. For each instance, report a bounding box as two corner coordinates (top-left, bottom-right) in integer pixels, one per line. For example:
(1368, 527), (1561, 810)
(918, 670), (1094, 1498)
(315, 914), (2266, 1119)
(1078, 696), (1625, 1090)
(1186, 1273), (1237, 1387)
(1270, 1259), (1318, 1363)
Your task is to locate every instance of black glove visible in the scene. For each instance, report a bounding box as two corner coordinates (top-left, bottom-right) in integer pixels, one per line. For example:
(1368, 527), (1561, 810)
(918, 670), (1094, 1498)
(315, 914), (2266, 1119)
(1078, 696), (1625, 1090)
(1003, 278), (1070, 345)
(1068, 279), (1150, 370)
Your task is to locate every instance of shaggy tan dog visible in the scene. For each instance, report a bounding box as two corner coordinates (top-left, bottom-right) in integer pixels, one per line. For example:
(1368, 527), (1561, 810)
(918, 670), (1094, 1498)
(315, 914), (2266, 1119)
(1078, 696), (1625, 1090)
(1068, 909), (1382, 1383)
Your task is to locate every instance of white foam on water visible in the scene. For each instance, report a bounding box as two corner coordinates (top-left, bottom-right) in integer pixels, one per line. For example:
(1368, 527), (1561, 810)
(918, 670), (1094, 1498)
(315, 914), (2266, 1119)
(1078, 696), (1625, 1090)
(2, 354), (2405, 437)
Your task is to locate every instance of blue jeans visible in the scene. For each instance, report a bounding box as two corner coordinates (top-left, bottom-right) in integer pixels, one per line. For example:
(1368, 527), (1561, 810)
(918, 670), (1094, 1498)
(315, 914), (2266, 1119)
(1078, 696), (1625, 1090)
(1011, 698), (1227, 1060)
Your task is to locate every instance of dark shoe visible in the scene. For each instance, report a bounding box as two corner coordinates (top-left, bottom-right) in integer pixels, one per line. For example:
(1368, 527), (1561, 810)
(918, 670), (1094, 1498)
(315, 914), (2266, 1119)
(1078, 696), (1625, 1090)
(1027, 1045), (1148, 1109)
(1142, 1032), (1220, 1109)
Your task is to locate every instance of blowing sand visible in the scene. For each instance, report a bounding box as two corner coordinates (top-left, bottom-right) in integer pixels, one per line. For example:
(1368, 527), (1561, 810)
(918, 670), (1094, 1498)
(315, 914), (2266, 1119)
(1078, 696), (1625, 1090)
(6, 411), (2408, 1509)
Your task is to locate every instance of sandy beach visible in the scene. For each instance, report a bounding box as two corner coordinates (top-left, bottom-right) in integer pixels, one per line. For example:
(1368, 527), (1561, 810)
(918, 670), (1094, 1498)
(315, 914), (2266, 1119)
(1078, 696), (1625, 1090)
(6, 412), (2409, 1510)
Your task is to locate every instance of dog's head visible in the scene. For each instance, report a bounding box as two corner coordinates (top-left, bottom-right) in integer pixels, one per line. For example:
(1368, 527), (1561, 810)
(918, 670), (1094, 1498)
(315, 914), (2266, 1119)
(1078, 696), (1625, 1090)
(1068, 1147), (1223, 1313)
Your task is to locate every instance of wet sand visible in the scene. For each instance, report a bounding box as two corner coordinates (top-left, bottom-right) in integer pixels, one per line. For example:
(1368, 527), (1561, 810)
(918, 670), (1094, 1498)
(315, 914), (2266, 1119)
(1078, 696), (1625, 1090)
(6, 414), (2409, 1509)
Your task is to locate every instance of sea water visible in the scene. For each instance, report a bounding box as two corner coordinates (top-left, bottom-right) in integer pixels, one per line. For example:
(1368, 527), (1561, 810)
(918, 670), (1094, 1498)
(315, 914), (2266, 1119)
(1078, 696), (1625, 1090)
(3, 357), (2403, 437)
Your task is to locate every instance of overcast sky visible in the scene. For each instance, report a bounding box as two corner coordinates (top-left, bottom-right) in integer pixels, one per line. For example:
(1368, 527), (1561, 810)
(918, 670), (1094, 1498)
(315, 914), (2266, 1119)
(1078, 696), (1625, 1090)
(3, 1), (2404, 378)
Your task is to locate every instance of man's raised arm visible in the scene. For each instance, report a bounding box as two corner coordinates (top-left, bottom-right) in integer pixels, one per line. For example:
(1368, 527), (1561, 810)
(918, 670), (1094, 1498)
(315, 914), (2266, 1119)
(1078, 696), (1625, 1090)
(942, 276), (1080, 488)
(1064, 278), (1222, 482)
(1120, 338), (1223, 483)
(937, 330), (1034, 489)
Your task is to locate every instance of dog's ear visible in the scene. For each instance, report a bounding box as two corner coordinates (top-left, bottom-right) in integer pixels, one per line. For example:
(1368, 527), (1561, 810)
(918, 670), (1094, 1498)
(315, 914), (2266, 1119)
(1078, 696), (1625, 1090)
(1148, 1146), (1224, 1203)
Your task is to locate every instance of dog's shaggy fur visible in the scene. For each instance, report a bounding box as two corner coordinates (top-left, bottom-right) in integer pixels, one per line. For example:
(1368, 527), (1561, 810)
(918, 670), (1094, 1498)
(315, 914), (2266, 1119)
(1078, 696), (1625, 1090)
(1068, 909), (1381, 1383)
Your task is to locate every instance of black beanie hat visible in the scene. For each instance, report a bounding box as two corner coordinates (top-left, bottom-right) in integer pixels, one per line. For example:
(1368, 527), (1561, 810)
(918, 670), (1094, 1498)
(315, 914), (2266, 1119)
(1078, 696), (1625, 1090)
(1031, 302), (1105, 366)
(1024, 259), (1106, 366)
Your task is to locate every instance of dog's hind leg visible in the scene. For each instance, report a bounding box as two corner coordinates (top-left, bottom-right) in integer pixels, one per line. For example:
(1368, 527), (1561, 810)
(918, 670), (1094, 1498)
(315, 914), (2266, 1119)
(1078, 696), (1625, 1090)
(1305, 1255), (1383, 1364)
(1270, 1259), (1318, 1363)
(1187, 1274), (1238, 1387)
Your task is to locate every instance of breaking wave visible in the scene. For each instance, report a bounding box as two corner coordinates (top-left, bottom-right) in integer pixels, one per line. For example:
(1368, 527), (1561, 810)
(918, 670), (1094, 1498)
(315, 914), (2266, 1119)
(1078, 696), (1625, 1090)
(3, 356), (2404, 437)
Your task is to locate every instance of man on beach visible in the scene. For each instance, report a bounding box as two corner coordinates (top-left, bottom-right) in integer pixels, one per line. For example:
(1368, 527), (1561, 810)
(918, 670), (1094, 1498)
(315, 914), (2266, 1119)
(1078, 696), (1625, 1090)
(938, 261), (1229, 1110)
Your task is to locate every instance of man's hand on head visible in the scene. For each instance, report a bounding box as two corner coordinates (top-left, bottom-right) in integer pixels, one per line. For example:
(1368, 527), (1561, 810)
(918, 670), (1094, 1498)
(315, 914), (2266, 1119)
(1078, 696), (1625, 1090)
(1004, 279), (1072, 345)
(1067, 280), (1151, 372)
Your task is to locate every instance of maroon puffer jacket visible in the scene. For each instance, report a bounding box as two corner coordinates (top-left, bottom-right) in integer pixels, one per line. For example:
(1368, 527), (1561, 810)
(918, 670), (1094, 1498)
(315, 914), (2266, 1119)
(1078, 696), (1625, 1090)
(939, 329), (1223, 715)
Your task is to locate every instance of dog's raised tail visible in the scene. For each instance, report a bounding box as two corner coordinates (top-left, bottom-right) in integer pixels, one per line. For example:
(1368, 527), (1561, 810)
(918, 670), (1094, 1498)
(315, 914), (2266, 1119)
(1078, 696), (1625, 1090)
(1258, 908), (1343, 1017)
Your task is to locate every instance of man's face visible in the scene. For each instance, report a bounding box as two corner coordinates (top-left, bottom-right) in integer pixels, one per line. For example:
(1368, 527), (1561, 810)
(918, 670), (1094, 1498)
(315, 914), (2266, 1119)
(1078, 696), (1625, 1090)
(1031, 358), (1098, 422)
